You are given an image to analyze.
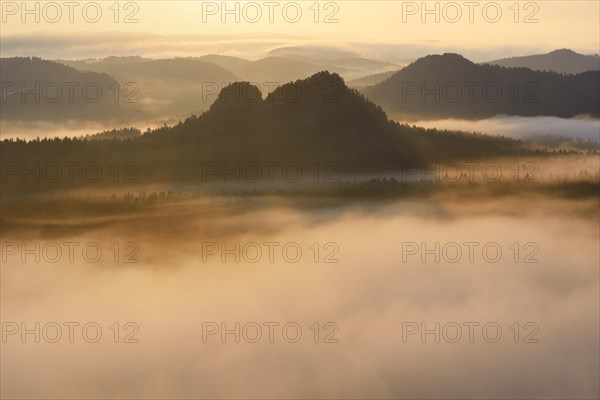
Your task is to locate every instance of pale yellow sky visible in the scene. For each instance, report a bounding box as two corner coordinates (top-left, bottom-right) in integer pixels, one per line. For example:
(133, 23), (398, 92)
(1, 0), (598, 59)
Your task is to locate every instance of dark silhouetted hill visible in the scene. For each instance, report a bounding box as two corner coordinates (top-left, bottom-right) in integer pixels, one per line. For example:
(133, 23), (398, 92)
(1, 72), (528, 193)
(363, 53), (599, 119)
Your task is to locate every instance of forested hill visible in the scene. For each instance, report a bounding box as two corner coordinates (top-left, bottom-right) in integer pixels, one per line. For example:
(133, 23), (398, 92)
(363, 53), (599, 119)
(1, 72), (528, 192)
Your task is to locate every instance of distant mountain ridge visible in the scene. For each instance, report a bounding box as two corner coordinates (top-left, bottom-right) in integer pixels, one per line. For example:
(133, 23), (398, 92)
(0, 57), (144, 122)
(6, 51), (597, 126)
(49, 54), (401, 118)
(58, 57), (240, 118)
(488, 49), (600, 74)
(363, 53), (599, 119)
(61, 57), (238, 83)
(349, 71), (397, 89)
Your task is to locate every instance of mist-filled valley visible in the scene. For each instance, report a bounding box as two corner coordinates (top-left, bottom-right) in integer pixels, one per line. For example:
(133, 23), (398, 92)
(1, 184), (598, 399)
(2, 147), (598, 398)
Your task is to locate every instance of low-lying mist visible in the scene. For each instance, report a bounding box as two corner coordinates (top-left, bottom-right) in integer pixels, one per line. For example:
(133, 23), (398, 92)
(407, 115), (600, 149)
(0, 119), (178, 141)
(1, 190), (598, 399)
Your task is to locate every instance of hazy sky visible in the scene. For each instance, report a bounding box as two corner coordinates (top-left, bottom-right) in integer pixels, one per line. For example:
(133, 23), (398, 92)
(1, 0), (598, 60)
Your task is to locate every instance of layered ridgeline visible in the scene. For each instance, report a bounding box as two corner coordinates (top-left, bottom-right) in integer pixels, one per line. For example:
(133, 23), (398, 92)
(8, 55), (396, 122)
(61, 56), (239, 117)
(61, 54), (398, 116)
(0, 57), (146, 122)
(5, 57), (239, 121)
(1, 72), (526, 193)
(488, 49), (600, 75)
(363, 54), (599, 119)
